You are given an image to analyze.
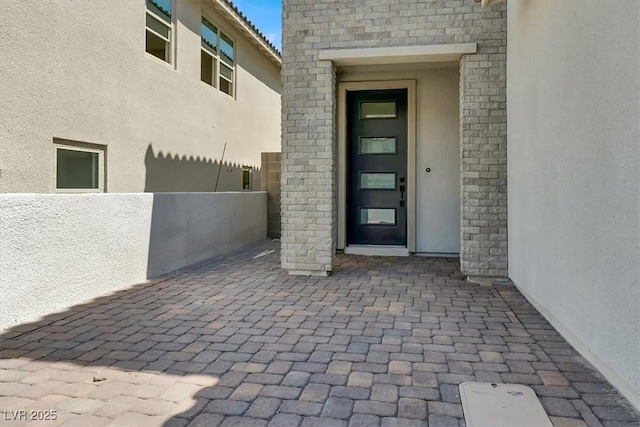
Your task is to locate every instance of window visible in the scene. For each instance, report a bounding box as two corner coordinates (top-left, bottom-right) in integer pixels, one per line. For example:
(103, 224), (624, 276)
(242, 166), (252, 190)
(360, 101), (397, 119)
(201, 17), (218, 86)
(360, 172), (396, 190)
(54, 141), (105, 193)
(146, 0), (172, 63)
(359, 137), (397, 154)
(201, 16), (235, 96)
(360, 208), (396, 225)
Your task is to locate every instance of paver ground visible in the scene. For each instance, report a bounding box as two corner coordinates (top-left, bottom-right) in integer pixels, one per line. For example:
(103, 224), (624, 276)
(0, 241), (638, 427)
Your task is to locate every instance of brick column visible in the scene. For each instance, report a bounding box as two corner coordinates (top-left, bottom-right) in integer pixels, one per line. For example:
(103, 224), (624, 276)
(281, 52), (337, 275)
(459, 52), (508, 277)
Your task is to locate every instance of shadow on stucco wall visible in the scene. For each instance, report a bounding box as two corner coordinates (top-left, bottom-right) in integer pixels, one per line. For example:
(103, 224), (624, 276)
(144, 144), (264, 279)
(144, 145), (260, 193)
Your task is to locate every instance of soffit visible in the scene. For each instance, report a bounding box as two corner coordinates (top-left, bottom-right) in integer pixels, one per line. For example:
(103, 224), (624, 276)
(319, 43), (478, 67)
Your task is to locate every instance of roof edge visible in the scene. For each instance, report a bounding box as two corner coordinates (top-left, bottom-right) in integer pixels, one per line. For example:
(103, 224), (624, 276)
(209, 0), (281, 66)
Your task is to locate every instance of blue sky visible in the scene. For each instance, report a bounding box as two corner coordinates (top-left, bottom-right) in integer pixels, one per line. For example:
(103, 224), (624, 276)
(233, 0), (282, 50)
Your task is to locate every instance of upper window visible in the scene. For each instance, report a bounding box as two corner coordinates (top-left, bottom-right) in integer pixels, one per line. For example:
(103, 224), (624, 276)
(146, 0), (172, 63)
(54, 141), (105, 193)
(201, 16), (235, 97)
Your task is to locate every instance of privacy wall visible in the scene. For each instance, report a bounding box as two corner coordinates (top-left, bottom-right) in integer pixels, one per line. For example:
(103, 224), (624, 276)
(507, 0), (640, 409)
(0, 192), (267, 330)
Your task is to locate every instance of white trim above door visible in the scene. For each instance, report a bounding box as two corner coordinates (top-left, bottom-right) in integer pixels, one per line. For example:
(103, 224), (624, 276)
(337, 80), (417, 253)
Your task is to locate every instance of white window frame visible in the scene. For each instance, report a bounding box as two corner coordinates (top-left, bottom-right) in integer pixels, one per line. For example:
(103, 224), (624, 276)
(218, 31), (235, 97)
(53, 142), (105, 194)
(200, 12), (236, 98)
(145, 0), (174, 65)
(200, 16), (219, 89)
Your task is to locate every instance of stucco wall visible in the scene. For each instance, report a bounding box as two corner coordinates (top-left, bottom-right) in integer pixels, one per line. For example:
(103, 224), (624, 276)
(507, 0), (640, 409)
(0, 192), (267, 330)
(0, 0), (280, 193)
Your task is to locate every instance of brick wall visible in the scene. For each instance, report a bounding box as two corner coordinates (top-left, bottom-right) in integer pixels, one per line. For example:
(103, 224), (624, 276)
(282, 0), (507, 276)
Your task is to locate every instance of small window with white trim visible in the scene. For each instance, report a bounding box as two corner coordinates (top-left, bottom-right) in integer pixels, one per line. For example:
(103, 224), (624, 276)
(146, 0), (173, 63)
(200, 15), (235, 97)
(54, 141), (105, 193)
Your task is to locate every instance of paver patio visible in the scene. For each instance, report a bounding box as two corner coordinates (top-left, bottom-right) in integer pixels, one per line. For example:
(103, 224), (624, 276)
(0, 241), (638, 427)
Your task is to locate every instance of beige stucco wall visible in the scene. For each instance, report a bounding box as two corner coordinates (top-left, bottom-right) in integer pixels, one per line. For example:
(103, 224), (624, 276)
(0, 0), (281, 193)
(507, 0), (640, 409)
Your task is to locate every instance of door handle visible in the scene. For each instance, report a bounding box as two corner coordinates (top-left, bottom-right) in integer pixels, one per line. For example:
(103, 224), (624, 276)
(399, 184), (405, 207)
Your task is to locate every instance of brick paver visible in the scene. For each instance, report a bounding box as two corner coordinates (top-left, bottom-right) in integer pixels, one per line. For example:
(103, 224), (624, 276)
(0, 241), (638, 426)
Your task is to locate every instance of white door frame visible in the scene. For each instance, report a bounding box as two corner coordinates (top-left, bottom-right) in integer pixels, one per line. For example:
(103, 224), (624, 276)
(337, 80), (417, 254)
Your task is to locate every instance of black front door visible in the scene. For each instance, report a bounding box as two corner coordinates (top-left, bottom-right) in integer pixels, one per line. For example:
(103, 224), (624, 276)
(347, 89), (408, 246)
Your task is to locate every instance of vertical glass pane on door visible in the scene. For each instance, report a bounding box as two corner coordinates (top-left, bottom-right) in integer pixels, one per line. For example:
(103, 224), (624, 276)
(360, 208), (396, 225)
(360, 137), (397, 154)
(360, 172), (396, 189)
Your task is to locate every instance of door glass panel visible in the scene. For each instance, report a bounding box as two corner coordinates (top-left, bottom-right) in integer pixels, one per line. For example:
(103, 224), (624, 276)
(360, 173), (396, 190)
(360, 208), (396, 225)
(360, 101), (397, 119)
(360, 137), (397, 154)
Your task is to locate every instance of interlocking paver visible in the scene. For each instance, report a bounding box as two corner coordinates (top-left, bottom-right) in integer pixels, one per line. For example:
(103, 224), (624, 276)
(279, 400), (323, 416)
(348, 414), (381, 427)
(381, 418), (428, 427)
(204, 400), (250, 416)
(268, 413), (302, 427)
(0, 242), (637, 427)
(229, 383), (264, 402)
(220, 416), (268, 427)
(300, 384), (330, 403)
(353, 400), (396, 417)
(300, 417), (347, 427)
(245, 397), (281, 419)
(330, 386), (370, 400)
(188, 413), (224, 427)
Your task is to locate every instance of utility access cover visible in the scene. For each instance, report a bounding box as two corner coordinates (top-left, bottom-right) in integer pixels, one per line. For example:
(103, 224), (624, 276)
(459, 382), (553, 427)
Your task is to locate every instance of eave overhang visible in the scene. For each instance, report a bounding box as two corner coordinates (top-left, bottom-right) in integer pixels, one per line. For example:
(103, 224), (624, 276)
(205, 0), (281, 67)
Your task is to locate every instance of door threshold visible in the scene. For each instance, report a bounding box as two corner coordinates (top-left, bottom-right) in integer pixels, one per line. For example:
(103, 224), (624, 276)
(344, 245), (409, 256)
(415, 252), (460, 258)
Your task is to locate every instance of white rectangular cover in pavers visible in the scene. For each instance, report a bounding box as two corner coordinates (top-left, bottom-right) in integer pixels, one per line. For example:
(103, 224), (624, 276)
(459, 382), (553, 427)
